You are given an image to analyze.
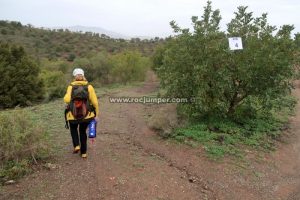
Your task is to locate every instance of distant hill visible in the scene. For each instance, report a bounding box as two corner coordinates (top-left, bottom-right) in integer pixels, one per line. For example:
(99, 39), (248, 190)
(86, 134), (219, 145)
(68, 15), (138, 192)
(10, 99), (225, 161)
(53, 25), (130, 39)
(0, 20), (163, 61)
(52, 26), (158, 40)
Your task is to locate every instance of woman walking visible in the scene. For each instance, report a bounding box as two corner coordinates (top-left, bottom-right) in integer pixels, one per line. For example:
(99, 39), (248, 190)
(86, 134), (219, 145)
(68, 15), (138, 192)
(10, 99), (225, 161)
(64, 68), (99, 158)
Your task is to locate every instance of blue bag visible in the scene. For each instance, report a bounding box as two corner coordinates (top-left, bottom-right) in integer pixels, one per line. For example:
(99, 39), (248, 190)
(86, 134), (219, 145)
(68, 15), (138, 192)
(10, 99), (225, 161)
(88, 119), (97, 138)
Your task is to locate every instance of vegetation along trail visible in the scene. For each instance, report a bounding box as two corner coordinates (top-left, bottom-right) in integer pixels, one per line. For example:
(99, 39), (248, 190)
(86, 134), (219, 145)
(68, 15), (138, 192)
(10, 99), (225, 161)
(1, 2), (300, 199)
(1, 74), (300, 200)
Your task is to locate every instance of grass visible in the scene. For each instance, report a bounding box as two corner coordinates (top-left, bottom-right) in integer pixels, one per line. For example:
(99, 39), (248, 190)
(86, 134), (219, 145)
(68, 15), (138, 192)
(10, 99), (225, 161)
(170, 96), (297, 160)
(0, 100), (67, 183)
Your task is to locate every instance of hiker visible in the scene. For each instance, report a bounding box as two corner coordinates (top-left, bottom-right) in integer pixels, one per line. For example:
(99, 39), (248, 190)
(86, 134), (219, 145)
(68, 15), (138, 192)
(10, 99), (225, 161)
(64, 68), (99, 158)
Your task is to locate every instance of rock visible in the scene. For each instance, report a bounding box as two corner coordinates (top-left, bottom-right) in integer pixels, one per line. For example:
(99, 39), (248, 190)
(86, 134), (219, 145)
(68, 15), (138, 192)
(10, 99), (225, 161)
(44, 163), (58, 170)
(202, 184), (209, 190)
(4, 180), (16, 185)
(188, 176), (197, 183)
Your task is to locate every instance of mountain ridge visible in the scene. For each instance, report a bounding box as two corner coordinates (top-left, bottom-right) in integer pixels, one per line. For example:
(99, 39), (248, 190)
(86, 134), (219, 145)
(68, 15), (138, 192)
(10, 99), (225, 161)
(51, 25), (155, 39)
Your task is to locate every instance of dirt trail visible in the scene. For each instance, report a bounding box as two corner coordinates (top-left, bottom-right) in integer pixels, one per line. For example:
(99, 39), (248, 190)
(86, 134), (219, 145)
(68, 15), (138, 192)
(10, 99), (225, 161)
(1, 74), (300, 200)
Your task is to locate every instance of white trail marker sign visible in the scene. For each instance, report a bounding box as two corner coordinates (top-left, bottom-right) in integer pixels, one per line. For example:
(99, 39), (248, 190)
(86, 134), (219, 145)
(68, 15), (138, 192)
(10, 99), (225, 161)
(228, 37), (243, 50)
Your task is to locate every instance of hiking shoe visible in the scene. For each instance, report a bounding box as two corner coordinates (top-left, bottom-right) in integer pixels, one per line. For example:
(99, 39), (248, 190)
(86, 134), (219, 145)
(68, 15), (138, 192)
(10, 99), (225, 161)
(73, 146), (80, 154)
(81, 153), (87, 158)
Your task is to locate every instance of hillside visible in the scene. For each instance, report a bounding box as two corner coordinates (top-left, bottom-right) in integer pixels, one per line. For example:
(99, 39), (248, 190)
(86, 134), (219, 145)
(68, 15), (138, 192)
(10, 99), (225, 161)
(0, 20), (162, 61)
(56, 25), (129, 39)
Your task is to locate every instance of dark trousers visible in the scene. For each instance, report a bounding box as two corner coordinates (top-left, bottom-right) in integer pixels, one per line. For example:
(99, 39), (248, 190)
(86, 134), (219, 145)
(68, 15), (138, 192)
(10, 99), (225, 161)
(69, 122), (89, 154)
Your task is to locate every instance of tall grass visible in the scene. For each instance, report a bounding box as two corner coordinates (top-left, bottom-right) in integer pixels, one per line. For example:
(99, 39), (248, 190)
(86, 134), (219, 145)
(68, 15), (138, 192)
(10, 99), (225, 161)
(0, 110), (49, 161)
(0, 109), (50, 182)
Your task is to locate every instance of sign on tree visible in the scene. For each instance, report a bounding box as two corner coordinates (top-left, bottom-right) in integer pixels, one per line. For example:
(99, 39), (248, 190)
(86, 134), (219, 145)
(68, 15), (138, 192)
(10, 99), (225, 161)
(228, 37), (243, 50)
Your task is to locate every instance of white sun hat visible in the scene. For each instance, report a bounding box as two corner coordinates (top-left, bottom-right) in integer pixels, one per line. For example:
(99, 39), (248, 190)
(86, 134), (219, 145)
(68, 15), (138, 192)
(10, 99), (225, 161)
(72, 68), (84, 77)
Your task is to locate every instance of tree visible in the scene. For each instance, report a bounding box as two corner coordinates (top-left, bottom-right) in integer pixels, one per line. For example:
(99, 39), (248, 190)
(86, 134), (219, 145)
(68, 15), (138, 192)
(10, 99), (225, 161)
(154, 1), (296, 120)
(111, 51), (148, 84)
(67, 53), (76, 62)
(40, 70), (66, 100)
(295, 33), (300, 49)
(0, 42), (44, 108)
(89, 52), (112, 84)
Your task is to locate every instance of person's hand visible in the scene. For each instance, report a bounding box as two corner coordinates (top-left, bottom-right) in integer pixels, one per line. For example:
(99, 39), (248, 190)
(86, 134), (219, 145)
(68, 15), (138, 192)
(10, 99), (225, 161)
(95, 116), (99, 122)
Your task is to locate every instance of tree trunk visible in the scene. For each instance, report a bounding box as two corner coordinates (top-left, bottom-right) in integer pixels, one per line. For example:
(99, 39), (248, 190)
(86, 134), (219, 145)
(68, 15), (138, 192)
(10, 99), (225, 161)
(227, 91), (248, 116)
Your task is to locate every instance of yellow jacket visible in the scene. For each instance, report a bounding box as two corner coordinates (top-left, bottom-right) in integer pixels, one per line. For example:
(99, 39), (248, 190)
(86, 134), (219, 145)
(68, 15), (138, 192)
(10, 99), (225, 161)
(64, 80), (99, 121)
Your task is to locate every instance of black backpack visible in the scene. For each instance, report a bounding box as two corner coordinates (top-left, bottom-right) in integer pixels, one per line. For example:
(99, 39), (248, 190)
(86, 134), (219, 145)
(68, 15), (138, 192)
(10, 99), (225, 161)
(65, 84), (96, 129)
(69, 84), (90, 120)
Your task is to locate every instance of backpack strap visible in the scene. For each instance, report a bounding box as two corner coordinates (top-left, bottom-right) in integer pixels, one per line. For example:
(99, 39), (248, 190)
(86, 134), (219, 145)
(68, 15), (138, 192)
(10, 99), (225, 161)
(64, 105), (70, 129)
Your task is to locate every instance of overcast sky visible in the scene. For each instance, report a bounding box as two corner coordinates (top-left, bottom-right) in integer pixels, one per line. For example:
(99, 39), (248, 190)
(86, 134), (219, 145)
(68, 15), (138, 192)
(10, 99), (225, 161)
(0, 0), (299, 38)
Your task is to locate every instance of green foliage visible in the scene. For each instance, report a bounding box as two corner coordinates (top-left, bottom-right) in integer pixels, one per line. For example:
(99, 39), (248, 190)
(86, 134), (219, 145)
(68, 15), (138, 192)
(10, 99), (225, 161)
(0, 109), (50, 181)
(295, 33), (300, 49)
(0, 110), (49, 162)
(67, 53), (76, 62)
(74, 52), (113, 84)
(0, 20), (162, 61)
(0, 29), (7, 35)
(40, 70), (67, 101)
(58, 61), (70, 74)
(111, 51), (150, 84)
(0, 160), (31, 181)
(154, 1), (296, 120)
(89, 52), (112, 84)
(151, 44), (166, 72)
(0, 42), (44, 108)
(40, 58), (71, 72)
(172, 95), (296, 159)
(73, 51), (149, 85)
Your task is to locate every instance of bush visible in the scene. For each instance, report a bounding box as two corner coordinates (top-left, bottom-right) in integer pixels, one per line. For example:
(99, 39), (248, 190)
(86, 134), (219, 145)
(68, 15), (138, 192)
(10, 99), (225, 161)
(171, 95), (296, 159)
(74, 51), (149, 85)
(0, 110), (49, 162)
(89, 52), (113, 84)
(67, 53), (76, 62)
(148, 104), (178, 138)
(73, 57), (93, 80)
(40, 70), (67, 101)
(111, 51), (149, 84)
(74, 52), (113, 84)
(154, 1), (296, 120)
(0, 42), (44, 108)
(0, 109), (50, 181)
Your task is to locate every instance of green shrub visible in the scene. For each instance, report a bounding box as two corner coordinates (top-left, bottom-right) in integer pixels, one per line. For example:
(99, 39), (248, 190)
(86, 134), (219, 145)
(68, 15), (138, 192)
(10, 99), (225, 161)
(67, 53), (76, 62)
(171, 98), (294, 159)
(0, 42), (44, 108)
(111, 51), (149, 84)
(73, 51), (149, 85)
(40, 70), (67, 101)
(0, 110), (49, 162)
(0, 160), (31, 181)
(89, 52), (113, 84)
(155, 1), (296, 120)
(0, 109), (50, 181)
(74, 52), (113, 84)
